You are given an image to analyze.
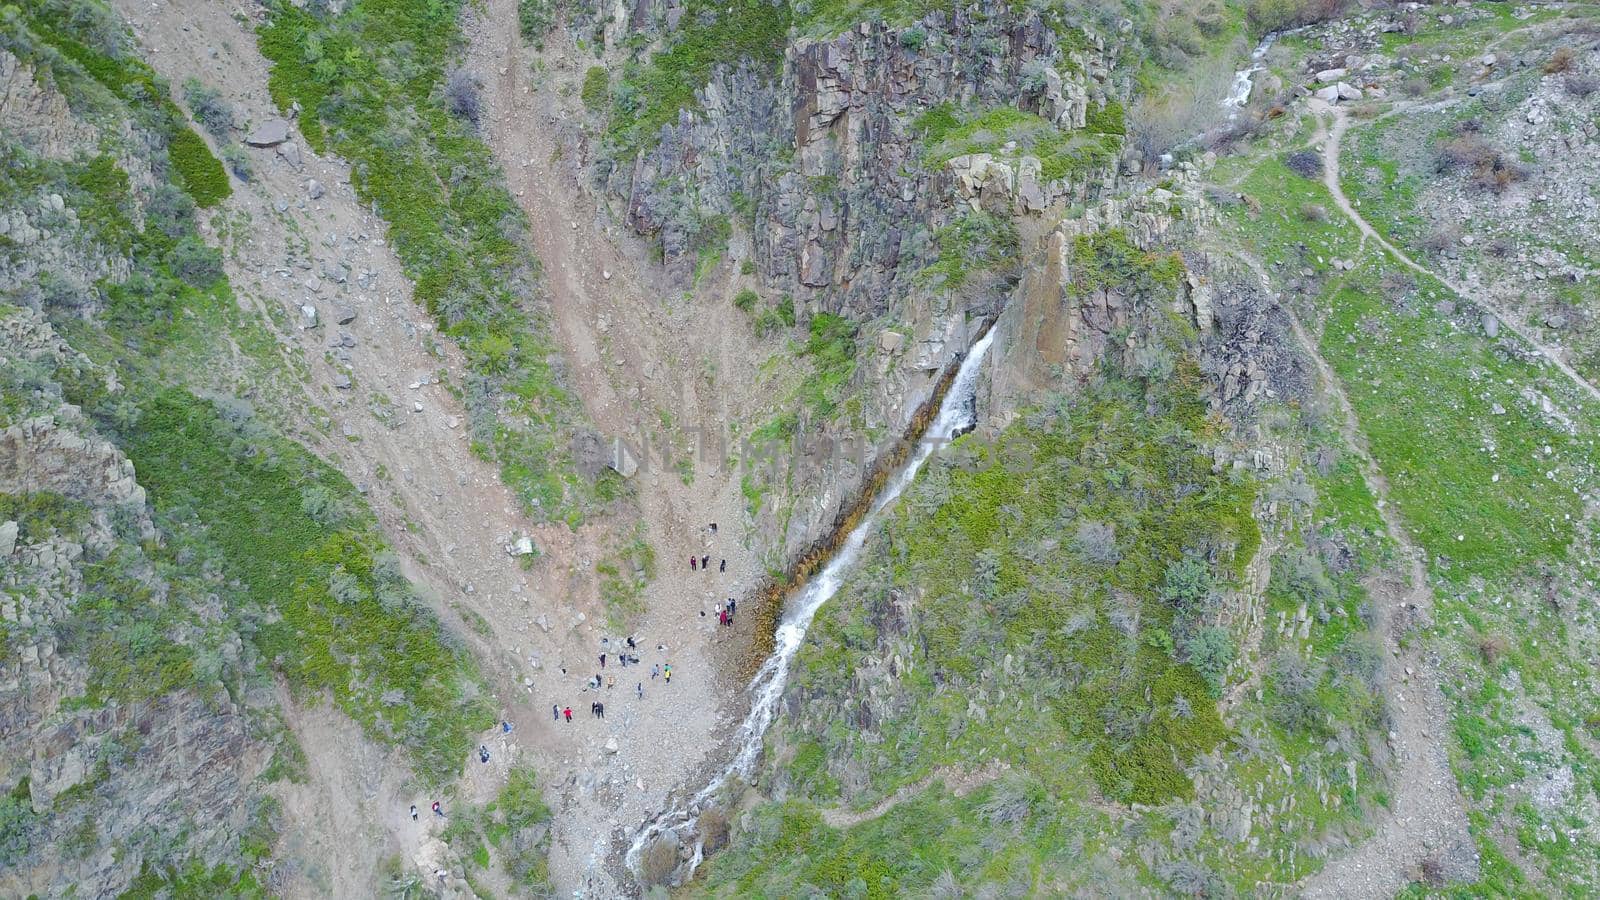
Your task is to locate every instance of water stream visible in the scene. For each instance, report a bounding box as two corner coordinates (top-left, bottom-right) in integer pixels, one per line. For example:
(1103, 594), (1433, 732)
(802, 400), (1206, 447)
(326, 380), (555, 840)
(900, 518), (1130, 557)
(1221, 35), (1276, 115)
(625, 325), (998, 884)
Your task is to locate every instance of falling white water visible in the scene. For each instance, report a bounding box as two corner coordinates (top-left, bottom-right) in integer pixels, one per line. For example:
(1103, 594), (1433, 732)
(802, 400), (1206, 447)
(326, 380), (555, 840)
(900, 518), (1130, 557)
(1221, 35), (1276, 115)
(626, 326), (998, 883)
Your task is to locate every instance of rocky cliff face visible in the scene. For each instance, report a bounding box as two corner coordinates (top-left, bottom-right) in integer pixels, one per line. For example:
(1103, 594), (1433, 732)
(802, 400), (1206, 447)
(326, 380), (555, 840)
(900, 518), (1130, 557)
(0, 310), (271, 899)
(589, 8), (1137, 565)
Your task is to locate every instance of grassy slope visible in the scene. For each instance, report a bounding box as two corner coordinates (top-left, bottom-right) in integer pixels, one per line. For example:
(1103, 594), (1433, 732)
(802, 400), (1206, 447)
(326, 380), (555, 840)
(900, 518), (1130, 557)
(1215, 12), (1600, 890)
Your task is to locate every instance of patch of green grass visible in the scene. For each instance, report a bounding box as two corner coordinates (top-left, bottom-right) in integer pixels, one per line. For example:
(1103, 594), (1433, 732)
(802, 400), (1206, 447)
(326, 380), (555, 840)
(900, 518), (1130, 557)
(796, 312), (858, 418)
(581, 65), (609, 110)
(916, 99), (1126, 183)
(597, 524), (656, 628)
(921, 210), (1018, 289)
(166, 127), (230, 207)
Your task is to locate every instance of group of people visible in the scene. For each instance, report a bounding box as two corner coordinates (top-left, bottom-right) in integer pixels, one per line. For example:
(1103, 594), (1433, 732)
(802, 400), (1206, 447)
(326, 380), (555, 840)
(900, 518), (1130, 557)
(410, 801), (445, 820)
(718, 597), (737, 627)
(690, 554), (726, 573)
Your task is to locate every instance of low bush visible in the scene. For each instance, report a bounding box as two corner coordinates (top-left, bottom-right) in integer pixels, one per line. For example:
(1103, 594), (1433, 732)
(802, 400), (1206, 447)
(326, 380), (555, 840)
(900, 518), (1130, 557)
(183, 77), (233, 139)
(1285, 149), (1322, 179)
(1542, 46), (1576, 75)
(581, 66), (609, 111)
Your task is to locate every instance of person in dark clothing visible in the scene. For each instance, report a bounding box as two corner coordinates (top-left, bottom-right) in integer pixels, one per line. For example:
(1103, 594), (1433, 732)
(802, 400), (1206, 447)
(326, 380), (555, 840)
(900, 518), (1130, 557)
(710, 522), (717, 534)
(410, 804), (418, 821)
(596, 702), (605, 719)
(701, 555), (709, 570)
(627, 636), (637, 649)
(600, 653), (606, 668)
(636, 682), (643, 699)
(690, 556), (697, 571)
(719, 559), (726, 572)
(730, 597), (737, 615)
(479, 745), (490, 763)
(552, 704), (559, 721)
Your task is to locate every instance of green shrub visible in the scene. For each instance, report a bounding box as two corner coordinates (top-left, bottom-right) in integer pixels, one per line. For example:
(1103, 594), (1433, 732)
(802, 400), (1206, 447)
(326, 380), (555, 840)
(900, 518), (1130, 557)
(1183, 626), (1236, 696)
(581, 65), (609, 111)
(182, 76), (233, 139)
(733, 288), (758, 312)
(518, 0), (556, 48)
(167, 126), (230, 207)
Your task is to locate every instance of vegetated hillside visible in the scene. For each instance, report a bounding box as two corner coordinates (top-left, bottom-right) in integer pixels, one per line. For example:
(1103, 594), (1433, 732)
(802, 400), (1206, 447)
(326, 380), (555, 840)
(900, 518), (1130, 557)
(579, 1), (1600, 897)
(0, 2), (551, 895)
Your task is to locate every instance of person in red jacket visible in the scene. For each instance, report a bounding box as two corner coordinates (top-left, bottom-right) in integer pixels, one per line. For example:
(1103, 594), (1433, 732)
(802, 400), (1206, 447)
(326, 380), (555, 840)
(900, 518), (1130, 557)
(563, 706), (572, 722)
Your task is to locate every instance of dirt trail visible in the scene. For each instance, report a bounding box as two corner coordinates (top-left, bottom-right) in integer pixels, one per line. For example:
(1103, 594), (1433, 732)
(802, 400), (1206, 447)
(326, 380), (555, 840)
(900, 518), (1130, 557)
(818, 763), (1009, 829)
(1311, 98), (1600, 406)
(1233, 253), (1475, 896)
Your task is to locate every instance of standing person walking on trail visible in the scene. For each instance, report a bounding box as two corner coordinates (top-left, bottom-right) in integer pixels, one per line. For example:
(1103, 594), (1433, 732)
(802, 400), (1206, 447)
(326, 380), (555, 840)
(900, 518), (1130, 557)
(552, 704), (559, 721)
(563, 706), (573, 722)
(690, 555), (697, 572)
(599, 653), (606, 669)
(432, 801), (444, 817)
(636, 682), (643, 699)
(651, 664), (659, 680)
(701, 555), (709, 571)
(596, 702), (605, 719)
(410, 804), (418, 821)
(719, 558), (726, 573)
(664, 663), (672, 684)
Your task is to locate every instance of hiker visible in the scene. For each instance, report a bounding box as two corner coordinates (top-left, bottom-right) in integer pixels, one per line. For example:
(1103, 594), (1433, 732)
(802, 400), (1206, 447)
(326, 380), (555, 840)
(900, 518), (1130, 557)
(607, 674), (616, 690)
(627, 636), (637, 649)
(636, 682), (643, 699)
(600, 653), (606, 669)
(664, 664), (672, 684)
(410, 804), (418, 821)
(729, 597), (737, 615)
(701, 555), (709, 570)
(479, 745), (490, 764)
(718, 609), (727, 627)
(432, 801), (443, 817)
(690, 556), (697, 572)
(563, 706), (573, 722)
(502, 720), (513, 734)
(552, 704), (559, 721)
(651, 664), (659, 680)
(719, 558), (726, 573)
(589, 701), (598, 718)
(710, 522), (717, 534)
(596, 702), (605, 719)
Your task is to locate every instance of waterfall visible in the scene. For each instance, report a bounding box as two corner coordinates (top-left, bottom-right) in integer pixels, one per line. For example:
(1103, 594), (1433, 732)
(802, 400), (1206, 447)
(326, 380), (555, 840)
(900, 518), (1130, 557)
(625, 326), (999, 885)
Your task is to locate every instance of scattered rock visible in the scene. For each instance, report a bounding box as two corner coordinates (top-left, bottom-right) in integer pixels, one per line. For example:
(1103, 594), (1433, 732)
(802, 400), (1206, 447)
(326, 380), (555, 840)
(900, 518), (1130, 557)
(335, 306), (357, 325)
(604, 737), (620, 754)
(332, 373), (352, 389)
(0, 520), (17, 557)
(1482, 314), (1500, 338)
(306, 178), (325, 200)
(300, 304), (318, 328)
(878, 330), (906, 353)
(276, 141), (302, 168)
(245, 118), (291, 147)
